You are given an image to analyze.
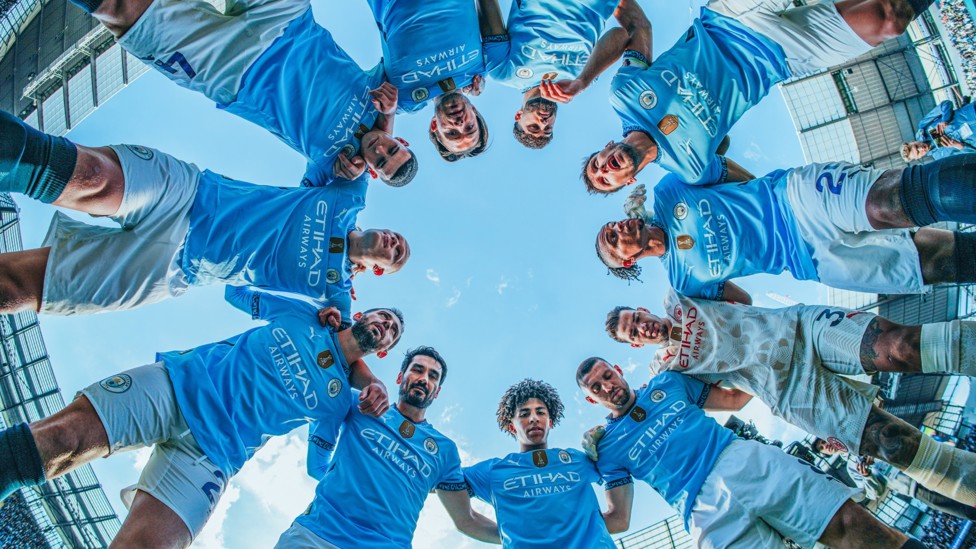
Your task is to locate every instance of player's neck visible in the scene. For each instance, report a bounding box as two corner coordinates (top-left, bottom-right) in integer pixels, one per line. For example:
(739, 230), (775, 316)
(641, 226), (667, 258)
(396, 400), (427, 423)
(610, 390), (637, 419)
(623, 130), (658, 166)
(519, 441), (548, 453)
(336, 330), (366, 366)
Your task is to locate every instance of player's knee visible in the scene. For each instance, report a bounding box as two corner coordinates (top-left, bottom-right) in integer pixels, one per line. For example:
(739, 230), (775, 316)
(881, 325), (921, 369)
(877, 0), (914, 37)
(0, 249), (47, 314)
(65, 146), (124, 206)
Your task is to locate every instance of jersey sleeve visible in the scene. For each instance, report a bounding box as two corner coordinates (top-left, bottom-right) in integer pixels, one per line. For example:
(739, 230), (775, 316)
(669, 372), (710, 408)
(596, 453), (633, 490)
(462, 459), (494, 502)
(306, 420), (341, 481)
(483, 34), (512, 74)
(436, 443), (468, 491)
(687, 155), (728, 186)
(223, 286), (318, 321)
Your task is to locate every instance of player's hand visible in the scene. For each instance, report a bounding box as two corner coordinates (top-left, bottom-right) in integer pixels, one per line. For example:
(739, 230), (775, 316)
(856, 456), (875, 476)
(540, 78), (585, 104)
(358, 381), (390, 417)
(935, 122), (949, 136)
(942, 135), (964, 149)
(370, 82), (399, 115)
(462, 74), (485, 96)
(317, 306), (342, 330)
(581, 424), (606, 462)
(334, 152), (366, 181)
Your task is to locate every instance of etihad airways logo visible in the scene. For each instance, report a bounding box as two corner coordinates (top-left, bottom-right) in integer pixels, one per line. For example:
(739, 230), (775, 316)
(270, 328), (318, 410)
(324, 85), (372, 158)
(299, 200), (330, 288)
(695, 199), (731, 277)
(362, 428), (432, 479)
(626, 401), (687, 466)
(402, 45), (481, 84)
(503, 470), (582, 497)
(658, 69), (721, 137)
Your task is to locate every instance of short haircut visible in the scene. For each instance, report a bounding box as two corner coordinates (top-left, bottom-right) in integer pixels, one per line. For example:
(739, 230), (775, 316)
(581, 153), (613, 196)
(605, 306), (634, 342)
(594, 233), (643, 283)
(496, 379), (565, 436)
(381, 150), (419, 188)
(399, 345), (448, 385)
(810, 437), (827, 456)
(429, 110), (490, 162)
(363, 307), (405, 348)
(899, 142), (912, 163)
(513, 122), (552, 149)
(576, 356), (605, 385)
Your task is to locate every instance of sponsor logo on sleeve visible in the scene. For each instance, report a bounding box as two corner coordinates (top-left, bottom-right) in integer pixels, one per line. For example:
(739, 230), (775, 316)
(328, 379), (342, 398)
(558, 450), (571, 464)
(532, 449), (549, 468)
(658, 114), (679, 135)
(676, 235), (695, 250)
(423, 437), (439, 455)
(399, 420), (416, 439)
(629, 406), (647, 422)
(639, 90), (658, 110)
(99, 374), (132, 393)
(317, 350), (334, 369)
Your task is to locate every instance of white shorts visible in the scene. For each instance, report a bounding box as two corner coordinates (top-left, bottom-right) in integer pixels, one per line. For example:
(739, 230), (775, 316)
(275, 522), (340, 548)
(786, 162), (926, 295)
(117, 0), (309, 105)
(781, 305), (880, 454)
(41, 145), (199, 316)
(690, 439), (858, 549)
(705, 0), (872, 77)
(80, 362), (228, 538)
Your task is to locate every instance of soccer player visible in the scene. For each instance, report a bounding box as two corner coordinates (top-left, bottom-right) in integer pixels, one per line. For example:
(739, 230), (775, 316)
(475, 0), (628, 149)
(363, 0), (490, 161)
(0, 286), (403, 547)
(604, 295), (976, 506)
(463, 379), (617, 547)
(277, 346), (500, 547)
(0, 117), (409, 316)
(595, 156), (976, 301)
(813, 441), (976, 521)
(576, 357), (928, 548)
(902, 101), (976, 162)
(70, 0), (417, 187)
(544, 0), (933, 191)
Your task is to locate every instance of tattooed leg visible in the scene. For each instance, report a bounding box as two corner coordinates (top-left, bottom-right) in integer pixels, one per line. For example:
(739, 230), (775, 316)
(858, 406), (920, 468)
(858, 317), (921, 374)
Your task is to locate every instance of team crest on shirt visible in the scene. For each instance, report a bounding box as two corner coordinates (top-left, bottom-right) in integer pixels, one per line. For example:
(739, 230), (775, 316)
(673, 202), (688, 220)
(317, 350), (334, 369)
(650, 390), (667, 403)
(340, 144), (356, 160)
(658, 115), (679, 135)
(826, 437), (849, 453)
(326, 269), (341, 284)
(329, 238), (345, 254)
(639, 90), (658, 110)
(558, 450), (571, 464)
(328, 379), (342, 398)
(411, 88), (429, 103)
(123, 144), (154, 160)
(629, 406), (647, 422)
(99, 374), (132, 393)
(423, 437), (439, 455)
(516, 67), (533, 79)
(676, 235), (695, 250)
(399, 420), (416, 439)
(532, 450), (549, 468)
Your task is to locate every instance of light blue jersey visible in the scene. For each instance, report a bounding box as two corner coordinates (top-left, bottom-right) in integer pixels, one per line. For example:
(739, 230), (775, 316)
(484, 0), (617, 92)
(225, 9), (385, 186)
(296, 402), (466, 547)
(596, 372), (734, 526)
(610, 9), (789, 185)
(366, 0), (486, 112)
(159, 287), (353, 475)
(464, 448), (614, 548)
(181, 172), (365, 320)
(915, 101), (976, 152)
(650, 171), (814, 300)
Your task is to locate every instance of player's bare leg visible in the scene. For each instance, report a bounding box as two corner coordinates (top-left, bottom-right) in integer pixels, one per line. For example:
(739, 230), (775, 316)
(0, 247), (49, 314)
(818, 499), (910, 548)
(52, 145), (125, 215)
(112, 490), (192, 549)
(858, 316), (922, 374)
(836, 0), (924, 46)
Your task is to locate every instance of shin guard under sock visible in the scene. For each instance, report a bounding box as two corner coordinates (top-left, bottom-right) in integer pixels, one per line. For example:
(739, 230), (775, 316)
(0, 423), (46, 501)
(900, 153), (976, 226)
(904, 434), (976, 506)
(0, 110), (76, 203)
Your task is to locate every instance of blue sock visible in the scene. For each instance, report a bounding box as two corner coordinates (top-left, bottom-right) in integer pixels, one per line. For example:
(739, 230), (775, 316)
(908, 0), (934, 17)
(900, 153), (976, 226)
(0, 423), (46, 502)
(0, 110), (77, 203)
(68, 0), (103, 13)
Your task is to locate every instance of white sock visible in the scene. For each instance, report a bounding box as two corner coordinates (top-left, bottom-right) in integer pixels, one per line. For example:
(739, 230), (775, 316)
(903, 433), (976, 506)
(921, 321), (959, 374)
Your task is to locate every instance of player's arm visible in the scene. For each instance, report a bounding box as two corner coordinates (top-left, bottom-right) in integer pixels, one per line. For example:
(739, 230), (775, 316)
(306, 421), (338, 480)
(703, 385), (753, 411)
(347, 359), (390, 417)
(476, 0), (507, 37)
(369, 82), (399, 135)
(616, 0), (652, 61)
(602, 482), (634, 534)
(224, 285), (315, 320)
(918, 101), (954, 133)
(436, 489), (501, 544)
(720, 282), (753, 305)
(724, 158), (754, 182)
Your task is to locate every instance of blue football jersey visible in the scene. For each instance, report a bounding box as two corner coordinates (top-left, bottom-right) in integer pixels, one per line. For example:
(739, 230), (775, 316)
(609, 9), (789, 185)
(464, 447), (615, 548)
(181, 171), (365, 321)
(485, 0), (617, 92)
(366, 0), (486, 112)
(595, 372), (734, 526)
(296, 402), (466, 547)
(650, 170), (815, 300)
(225, 9), (385, 186)
(160, 287), (353, 475)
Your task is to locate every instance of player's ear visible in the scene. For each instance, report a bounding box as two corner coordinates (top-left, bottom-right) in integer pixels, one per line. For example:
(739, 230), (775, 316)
(515, 111), (523, 121)
(613, 364), (624, 375)
(630, 343), (643, 348)
(396, 371), (404, 384)
(585, 396), (598, 404)
(395, 137), (410, 147)
(367, 167), (378, 179)
(372, 265), (385, 276)
(429, 119), (438, 132)
(353, 312), (363, 321)
(377, 351), (388, 359)
(626, 178), (636, 185)
(623, 258), (635, 268)
(508, 423), (517, 434)
(638, 307), (649, 313)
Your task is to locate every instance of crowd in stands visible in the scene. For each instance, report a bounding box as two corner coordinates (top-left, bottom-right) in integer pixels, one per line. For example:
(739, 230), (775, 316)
(940, 0), (976, 92)
(0, 491), (48, 549)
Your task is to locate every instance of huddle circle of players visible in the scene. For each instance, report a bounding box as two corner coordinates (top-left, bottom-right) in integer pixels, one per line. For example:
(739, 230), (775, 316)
(0, 0), (974, 546)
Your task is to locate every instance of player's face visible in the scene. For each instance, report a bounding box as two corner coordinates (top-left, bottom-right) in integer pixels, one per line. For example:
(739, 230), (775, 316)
(906, 141), (931, 160)
(359, 229), (410, 274)
(353, 309), (402, 353)
(511, 397), (551, 447)
(579, 360), (633, 411)
(516, 97), (558, 140)
(586, 141), (639, 192)
(431, 93), (481, 153)
(361, 131), (411, 179)
(597, 217), (647, 267)
(397, 355), (443, 409)
(617, 308), (670, 345)
(816, 438), (845, 456)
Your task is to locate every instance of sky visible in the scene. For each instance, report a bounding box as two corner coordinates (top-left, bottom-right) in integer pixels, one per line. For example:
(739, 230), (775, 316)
(13, 0), (838, 546)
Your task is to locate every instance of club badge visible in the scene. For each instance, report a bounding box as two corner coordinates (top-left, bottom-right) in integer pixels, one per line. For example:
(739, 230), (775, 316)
(676, 235), (695, 250)
(532, 449), (549, 468)
(328, 379), (342, 398)
(673, 202), (688, 220)
(639, 90), (658, 110)
(340, 144), (356, 159)
(99, 374), (132, 393)
(516, 67), (533, 79)
(629, 406), (647, 422)
(411, 88), (429, 103)
(651, 390), (667, 403)
(658, 114), (679, 135)
(424, 437), (439, 455)
(317, 350), (334, 369)
(326, 269), (341, 284)
(123, 144), (154, 160)
(399, 420), (416, 439)
(558, 450), (572, 464)
(329, 238), (345, 254)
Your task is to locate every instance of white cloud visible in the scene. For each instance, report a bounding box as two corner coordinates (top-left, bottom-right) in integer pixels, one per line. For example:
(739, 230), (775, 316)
(447, 288), (462, 308)
(496, 277), (509, 295)
(440, 404), (461, 425)
(426, 269), (441, 285)
(622, 358), (641, 374)
(743, 141), (766, 162)
(193, 483), (241, 549)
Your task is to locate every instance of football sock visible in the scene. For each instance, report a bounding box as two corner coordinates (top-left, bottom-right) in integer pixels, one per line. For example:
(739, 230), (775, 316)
(921, 320), (976, 376)
(907, 0), (934, 18)
(904, 433), (976, 506)
(0, 423), (45, 502)
(900, 153), (976, 226)
(0, 110), (76, 203)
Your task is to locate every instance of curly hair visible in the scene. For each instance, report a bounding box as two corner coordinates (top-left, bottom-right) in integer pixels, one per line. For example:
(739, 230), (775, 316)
(496, 379), (565, 437)
(594, 235), (643, 283)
